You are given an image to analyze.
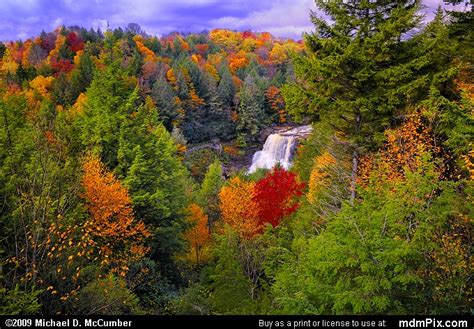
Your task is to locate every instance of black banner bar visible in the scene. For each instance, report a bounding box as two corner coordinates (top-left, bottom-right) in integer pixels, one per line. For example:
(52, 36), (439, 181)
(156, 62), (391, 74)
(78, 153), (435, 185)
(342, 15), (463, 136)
(0, 315), (472, 329)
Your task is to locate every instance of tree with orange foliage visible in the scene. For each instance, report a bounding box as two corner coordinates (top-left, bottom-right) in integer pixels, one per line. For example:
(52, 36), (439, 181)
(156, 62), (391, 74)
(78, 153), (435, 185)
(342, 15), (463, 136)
(1, 44), (20, 74)
(47, 32), (66, 64)
(81, 154), (150, 276)
(133, 35), (157, 63)
(426, 213), (473, 312)
(166, 68), (178, 89)
(228, 50), (249, 73)
(29, 75), (54, 99)
(24, 75), (55, 117)
(184, 204), (210, 264)
(219, 177), (260, 239)
(195, 43), (209, 56)
(265, 86), (286, 123)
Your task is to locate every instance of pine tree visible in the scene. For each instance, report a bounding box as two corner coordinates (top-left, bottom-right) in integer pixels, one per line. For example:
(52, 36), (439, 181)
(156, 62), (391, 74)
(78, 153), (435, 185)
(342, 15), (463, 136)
(273, 152), (471, 314)
(203, 72), (235, 139)
(283, 0), (425, 203)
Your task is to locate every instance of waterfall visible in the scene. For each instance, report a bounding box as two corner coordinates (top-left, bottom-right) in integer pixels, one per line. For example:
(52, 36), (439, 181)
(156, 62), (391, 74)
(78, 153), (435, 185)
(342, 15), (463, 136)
(249, 125), (312, 173)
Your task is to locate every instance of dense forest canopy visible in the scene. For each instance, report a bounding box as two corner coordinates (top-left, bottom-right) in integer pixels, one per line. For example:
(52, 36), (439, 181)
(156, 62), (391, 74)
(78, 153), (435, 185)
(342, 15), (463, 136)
(0, 26), (300, 144)
(0, 0), (473, 315)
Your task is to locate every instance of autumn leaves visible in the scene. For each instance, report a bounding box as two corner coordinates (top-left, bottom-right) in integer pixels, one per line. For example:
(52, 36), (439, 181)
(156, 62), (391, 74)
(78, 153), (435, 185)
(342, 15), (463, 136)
(80, 154), (306, 269)
(81, 154), (150, 276)
(219, 169), (305, 239)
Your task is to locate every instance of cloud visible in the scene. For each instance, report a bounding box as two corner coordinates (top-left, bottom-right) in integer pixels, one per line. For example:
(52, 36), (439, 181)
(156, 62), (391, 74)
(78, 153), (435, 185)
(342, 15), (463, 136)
(0, 0), (471, 42)
(52, 17), (63, 29)
(209, 0), (316, 39)
(91, 19), (109, 31)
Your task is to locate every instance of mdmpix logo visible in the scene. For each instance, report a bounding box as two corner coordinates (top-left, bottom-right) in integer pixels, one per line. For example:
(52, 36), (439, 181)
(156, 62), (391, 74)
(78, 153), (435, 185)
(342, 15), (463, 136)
(399, 318), (468, 328)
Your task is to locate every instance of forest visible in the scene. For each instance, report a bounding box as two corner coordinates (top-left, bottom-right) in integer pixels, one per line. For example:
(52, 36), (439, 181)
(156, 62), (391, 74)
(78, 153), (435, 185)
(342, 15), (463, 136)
(0, 0), (472, 315)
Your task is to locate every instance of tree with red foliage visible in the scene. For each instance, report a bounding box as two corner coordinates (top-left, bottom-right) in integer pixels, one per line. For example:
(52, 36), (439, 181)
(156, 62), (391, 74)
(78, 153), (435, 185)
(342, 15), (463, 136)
(254, 168), (305, 228)
(242, 31), (256, 39)
(66, 32), (84, 53)
(50, 58), (74, 74)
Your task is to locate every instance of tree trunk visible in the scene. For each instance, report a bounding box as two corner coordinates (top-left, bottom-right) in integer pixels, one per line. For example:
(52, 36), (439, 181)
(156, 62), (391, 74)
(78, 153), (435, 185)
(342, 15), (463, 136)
(351, 110), (361, 205)
(350, 149), (358, 206)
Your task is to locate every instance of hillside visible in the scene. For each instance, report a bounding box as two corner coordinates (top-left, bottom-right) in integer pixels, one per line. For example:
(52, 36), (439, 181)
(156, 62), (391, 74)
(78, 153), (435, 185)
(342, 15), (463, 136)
(1, 2), (472, 316)
(0, 26), (302, 143)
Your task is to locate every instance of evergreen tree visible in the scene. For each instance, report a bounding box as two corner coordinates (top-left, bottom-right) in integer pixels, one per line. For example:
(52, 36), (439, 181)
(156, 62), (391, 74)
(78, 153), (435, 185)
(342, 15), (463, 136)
(184, 59), (206, 99)
(175, 69), (189, 100)
(64, 49), (94, 105)
(76, 62), (136, 167)
(198, 159), (224, 232)
(123, 123), (190, 268)
(217, 65), (235, 106)
(237, 75), (266, 140)
(151, 75), (180, 130)
(203, 72), (235, 139)
(51, 72), (70, 106)
(273, 154), (472, 314)
(417, 10), (474, 160)
(171, 126), (188, 148)
(282, 0), (425, 202)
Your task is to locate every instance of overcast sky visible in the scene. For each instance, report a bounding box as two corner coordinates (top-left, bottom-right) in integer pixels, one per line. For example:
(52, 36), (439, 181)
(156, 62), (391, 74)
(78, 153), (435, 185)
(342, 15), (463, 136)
(0, 0), (470, 41)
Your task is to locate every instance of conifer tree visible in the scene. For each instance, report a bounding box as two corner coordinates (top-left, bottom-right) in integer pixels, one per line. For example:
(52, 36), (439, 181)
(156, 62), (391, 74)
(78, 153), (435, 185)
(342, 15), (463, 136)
(283, 0), (424, 202)
(76, 62), (136, 167)
(217, 65), (235, 106)
(203, 72), (235, 139)
(151, 75), (180, 130)
(64, 49), (94, 105)
(237, 75), (265, 140)
(198, 159), (224, 232)
(124, 123), (190, 264)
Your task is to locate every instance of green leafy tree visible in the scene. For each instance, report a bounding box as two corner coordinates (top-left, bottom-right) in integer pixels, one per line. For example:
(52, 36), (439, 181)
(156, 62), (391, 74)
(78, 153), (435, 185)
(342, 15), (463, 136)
(273, 153), (472, 314)
(74, 275), (142, 315)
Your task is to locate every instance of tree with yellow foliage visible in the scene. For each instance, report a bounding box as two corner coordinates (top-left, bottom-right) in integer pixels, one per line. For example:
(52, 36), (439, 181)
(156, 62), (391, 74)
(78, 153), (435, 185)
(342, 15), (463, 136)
(219, 177), (260, 239)
(307, 151), (337, 204)
(269, 43), (287, 64)
(184, 204), (210, 265)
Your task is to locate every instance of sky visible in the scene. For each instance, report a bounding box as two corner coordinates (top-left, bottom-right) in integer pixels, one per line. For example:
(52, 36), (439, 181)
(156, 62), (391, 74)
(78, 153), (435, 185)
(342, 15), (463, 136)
(0, 0), (470, 41)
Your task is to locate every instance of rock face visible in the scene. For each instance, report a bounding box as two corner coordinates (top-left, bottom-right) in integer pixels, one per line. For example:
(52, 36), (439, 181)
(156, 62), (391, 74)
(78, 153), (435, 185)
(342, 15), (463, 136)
(249, 125), (313, 173)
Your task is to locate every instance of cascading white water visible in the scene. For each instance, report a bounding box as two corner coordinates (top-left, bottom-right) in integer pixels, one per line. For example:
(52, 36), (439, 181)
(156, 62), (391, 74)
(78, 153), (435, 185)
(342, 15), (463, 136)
(248, 125), (312, 173)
